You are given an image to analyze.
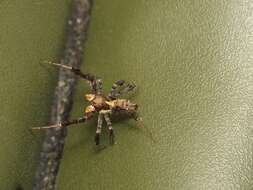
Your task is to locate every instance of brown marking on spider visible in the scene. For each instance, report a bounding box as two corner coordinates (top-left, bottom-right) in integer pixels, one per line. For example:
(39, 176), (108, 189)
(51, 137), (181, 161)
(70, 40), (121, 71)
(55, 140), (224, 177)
(32, 61), (143, 145)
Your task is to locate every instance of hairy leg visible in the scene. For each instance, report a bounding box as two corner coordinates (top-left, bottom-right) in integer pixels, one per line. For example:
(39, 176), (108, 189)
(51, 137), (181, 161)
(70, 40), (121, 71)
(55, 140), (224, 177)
(126, 111), (156, 143)
(107, 80), (136, 100)
(107, 80), (125, 99)
(95, 113), (103, 145)
(32, 114), (92, 130)
(104, 113), (114, 144)
(96, 78), (103, 95)
(45, 61), (102, 93)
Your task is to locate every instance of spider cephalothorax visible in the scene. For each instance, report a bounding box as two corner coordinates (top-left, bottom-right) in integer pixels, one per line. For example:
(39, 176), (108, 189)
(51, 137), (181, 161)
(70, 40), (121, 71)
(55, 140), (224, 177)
(33, 62), (140, 145)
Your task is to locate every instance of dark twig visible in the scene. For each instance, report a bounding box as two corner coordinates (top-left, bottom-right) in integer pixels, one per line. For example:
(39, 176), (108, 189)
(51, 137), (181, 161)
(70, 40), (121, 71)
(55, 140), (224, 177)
(32, 1), (92, 189)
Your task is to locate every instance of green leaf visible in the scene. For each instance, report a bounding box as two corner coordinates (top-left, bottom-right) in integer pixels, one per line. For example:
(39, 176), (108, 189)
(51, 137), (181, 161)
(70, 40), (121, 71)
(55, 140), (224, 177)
(58, 1), (253, 190)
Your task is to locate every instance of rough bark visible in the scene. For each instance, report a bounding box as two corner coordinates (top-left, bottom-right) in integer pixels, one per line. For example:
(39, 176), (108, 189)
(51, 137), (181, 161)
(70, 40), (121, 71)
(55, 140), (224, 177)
(33, 1), (92, 189)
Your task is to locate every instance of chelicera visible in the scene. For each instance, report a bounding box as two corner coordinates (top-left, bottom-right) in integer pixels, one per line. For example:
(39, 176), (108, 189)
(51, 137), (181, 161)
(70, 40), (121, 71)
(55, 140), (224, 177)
(33, 62), (141, 145)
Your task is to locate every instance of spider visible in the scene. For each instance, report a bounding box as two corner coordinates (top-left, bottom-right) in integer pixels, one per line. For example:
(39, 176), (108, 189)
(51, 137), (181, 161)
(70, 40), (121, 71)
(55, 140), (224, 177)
(32, 62), (141, 145)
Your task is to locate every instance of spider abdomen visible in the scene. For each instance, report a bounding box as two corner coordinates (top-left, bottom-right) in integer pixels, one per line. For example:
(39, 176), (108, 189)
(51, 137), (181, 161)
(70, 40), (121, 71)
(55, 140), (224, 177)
(106, 99), (138, 111)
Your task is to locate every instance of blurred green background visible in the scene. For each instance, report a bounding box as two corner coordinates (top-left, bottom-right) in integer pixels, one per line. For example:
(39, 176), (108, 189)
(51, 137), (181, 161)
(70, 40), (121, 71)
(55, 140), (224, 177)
(0, 0), (71, 189)
(1, 1), (253, 190)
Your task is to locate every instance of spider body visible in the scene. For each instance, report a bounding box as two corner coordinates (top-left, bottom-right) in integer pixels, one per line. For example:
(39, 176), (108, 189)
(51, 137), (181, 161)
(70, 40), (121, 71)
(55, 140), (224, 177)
(85, 93), (137, 113)
(33, 62), (140, 145)
(85, 94), (109, 112)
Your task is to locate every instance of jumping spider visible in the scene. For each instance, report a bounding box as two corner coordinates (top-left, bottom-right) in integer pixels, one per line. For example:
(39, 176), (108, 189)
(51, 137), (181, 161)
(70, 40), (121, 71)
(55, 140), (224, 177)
(33, 62), (141, 145)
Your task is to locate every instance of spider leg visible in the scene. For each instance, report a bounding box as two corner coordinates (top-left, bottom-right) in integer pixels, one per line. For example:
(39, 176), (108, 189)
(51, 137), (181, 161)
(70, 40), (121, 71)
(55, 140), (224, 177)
(107, 80), (125, 99)
(107, 80), (136, 100)
(120, 83), (136, 95)
(127, 111), (156, 143)
(104, 113), (114, 144)
(96, 78), (103, 95)
(44, 61), (102, 93)
(95, 113), (103, 145)
(32, 114), (92, 130)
